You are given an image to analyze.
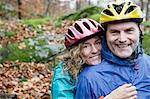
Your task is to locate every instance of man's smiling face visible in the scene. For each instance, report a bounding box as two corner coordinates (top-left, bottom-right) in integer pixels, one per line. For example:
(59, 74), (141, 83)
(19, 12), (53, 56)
(106, 22), (140, 58)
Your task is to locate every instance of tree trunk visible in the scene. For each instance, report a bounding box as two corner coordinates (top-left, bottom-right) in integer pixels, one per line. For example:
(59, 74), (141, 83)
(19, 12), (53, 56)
(139, 0), (144, 11)
(146, 0), (150, 21)
(17, 0), (22, 19)
(45, 0), (51, 16)
(76, 0), (81, 10)
(87, 0), (91, 5)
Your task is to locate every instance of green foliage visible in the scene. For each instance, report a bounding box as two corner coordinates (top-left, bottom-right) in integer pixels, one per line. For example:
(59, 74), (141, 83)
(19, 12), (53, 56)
(58, 6), (102, 21)
(55, 20), (64, 27)
(143, 21), (150, 27)
(0, 24), (5, 30)
(0, 4), (3, 10)
(32, 27), (44, 34)
(5, 31), (16, 38)
(0, 35), (65, 63)
(88, 14), (100, 22)
(143, 34), (150, 55)
(22, 17), (52, 34)
(0, 46), (8, 61)
(2, 43), (33, 62)
(22, 17), (52, 26)
(19, 77), (28, 83)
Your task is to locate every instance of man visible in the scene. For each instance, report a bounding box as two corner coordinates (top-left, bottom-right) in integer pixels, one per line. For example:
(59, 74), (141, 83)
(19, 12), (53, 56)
(75, 0), (150, 99)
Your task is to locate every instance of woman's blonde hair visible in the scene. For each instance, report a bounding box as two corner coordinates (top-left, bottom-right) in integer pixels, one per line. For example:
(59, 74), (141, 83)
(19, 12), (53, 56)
(61, 43), (84, 79)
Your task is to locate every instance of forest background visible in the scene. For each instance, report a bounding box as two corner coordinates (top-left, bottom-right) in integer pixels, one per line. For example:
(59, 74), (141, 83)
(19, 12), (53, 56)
(0, 0), (150, 98)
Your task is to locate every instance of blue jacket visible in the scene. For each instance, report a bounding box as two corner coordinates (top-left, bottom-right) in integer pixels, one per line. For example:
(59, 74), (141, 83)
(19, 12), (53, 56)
(75, 37), (150, 99)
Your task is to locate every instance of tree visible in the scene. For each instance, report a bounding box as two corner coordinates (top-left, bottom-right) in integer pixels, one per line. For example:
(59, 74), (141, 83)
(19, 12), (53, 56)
(76, 0), (81, 10)
(44, 0), (51, 16)
(17, 0), (22, 19)
(146, 0), (149, 21)
(139, 0), (144, 11)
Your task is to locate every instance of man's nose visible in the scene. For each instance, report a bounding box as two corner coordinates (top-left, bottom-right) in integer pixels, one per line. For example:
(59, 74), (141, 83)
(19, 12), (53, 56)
(119, 32), (127, 43)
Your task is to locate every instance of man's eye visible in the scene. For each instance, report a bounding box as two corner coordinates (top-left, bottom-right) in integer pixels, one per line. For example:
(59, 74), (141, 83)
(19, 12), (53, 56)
(111, 31), (119, 35)
(126, 29), (134, 33)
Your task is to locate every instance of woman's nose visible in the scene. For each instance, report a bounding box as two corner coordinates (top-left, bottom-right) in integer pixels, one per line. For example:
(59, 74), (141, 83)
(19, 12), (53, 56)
(91, 44), (98, 53)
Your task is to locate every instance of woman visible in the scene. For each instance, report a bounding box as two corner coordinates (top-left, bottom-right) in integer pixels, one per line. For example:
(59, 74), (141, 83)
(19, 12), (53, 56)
(51, 18), (137, 99)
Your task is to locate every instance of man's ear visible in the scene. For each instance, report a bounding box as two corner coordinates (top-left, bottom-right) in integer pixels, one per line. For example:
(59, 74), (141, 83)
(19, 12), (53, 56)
(139, 23), (144, 35)
(138, 23), (144, 44)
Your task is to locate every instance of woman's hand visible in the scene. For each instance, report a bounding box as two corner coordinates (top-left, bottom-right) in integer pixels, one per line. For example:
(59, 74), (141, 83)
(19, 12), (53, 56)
(104, 84), (137, 99)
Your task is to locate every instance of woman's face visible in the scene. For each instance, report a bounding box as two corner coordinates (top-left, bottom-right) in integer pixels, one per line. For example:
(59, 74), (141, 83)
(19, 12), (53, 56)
(80, 36), (102, 65)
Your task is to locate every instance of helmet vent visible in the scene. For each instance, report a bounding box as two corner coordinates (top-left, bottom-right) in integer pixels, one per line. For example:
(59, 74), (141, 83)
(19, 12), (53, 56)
(89, 20), (96, 27)
(125, 6), (136, 14)
(65, 38), (67, 42)
(103, 9), (114, 16)
(98, 25), (102, 31)
(128, 2), (131, 5)
(107, 5), (110, 8)
(74, 23), (83, 34)
(68, 29), (75, 37)
(113, 2), (125, 14)
(83, 22), (91, 30)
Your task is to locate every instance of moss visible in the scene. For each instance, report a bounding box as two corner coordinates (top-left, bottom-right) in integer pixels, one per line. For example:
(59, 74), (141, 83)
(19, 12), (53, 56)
(22, 17), (52, 26)
(55, 20), (64, 27)
(88, 14), (100, 22)
(143, 34), (150, 55)
(0, 36), (56, 63)
(6, 43), (33, 62)
(58, 6), (102, 21)
(19, 77), (28, 83)
(5, 31), (16, 38)
(143, 21), (150, 27)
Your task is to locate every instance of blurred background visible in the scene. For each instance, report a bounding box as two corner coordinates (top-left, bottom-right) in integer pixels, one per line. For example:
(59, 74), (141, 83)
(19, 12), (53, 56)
(0, 0), (149, 20)
(0, 0), (149, 98)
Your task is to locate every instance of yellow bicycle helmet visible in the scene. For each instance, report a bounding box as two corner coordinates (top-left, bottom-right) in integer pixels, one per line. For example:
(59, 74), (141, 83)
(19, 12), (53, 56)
(100, 0), (144, 25)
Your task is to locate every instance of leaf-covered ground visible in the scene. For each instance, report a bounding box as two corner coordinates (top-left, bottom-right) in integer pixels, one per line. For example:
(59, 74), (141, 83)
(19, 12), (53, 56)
(0, 61), (52, 98)
(0, 20), (74, 45)
(0, 19), (74, 98)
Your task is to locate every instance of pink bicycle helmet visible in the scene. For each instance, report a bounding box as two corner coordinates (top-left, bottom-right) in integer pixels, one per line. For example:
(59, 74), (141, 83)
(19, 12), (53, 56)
(65, 18), (103, 48)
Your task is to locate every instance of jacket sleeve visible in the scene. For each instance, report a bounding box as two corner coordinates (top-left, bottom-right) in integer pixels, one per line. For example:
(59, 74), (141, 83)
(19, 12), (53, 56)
(51, 62), (75, 99)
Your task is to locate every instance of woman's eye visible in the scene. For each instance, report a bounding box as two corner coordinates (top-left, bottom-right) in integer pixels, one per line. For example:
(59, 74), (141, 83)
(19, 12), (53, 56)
(83, 45), (88, 48)
(95, 41), (101, 45)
